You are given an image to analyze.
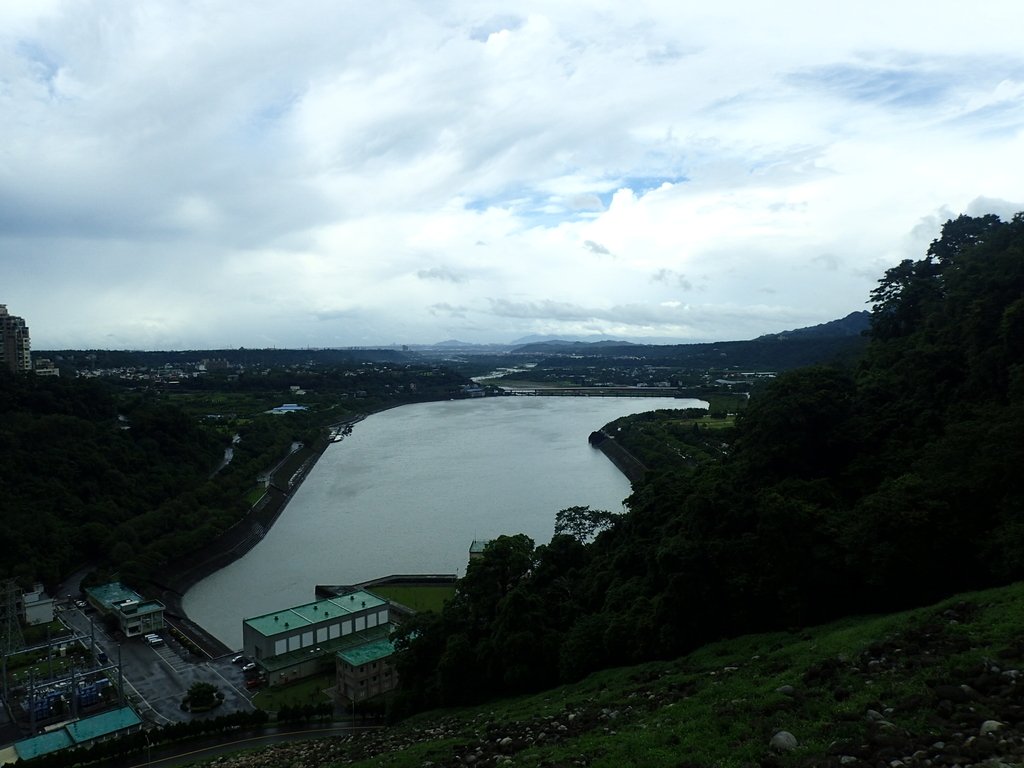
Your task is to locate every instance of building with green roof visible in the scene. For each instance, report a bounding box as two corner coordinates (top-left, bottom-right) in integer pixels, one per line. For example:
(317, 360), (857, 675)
(242, 590), (393, 687)
(336, 636), (398, 702)
(84, 583), (164, 638)
(11, 706), (142, 762)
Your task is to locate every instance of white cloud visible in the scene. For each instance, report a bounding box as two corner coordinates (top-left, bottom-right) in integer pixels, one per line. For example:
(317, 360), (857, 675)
(1, 1), (1023, 348)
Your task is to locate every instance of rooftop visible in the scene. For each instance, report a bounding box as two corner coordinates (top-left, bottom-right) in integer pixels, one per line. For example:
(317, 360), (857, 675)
(14, 707), (141, 760)
(259, 624), (393, 673)
(85, 583), (163, 615)
(338, 636), (395, 667)
(267, 403), (308, 414)
(244, 590), (388, 638)
(86, 582), (141, 608)
(65, 706), (142, 743)
(14, 730), (72, 761)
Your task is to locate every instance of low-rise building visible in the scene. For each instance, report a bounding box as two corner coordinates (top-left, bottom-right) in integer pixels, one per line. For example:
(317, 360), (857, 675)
(4, 706), (142, 764)
(20, 584), (54, 626)
(267, 403), (308, 414)
(336, 636), (398, 702)
(243, 590), (393, 687)
(84, 583), (164, 637)
(33, 358), (60, 377)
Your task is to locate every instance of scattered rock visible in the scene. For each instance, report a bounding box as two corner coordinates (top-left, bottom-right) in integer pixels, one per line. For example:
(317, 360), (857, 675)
(980, 720), (1005, 736)
(769, 731), (798, 752)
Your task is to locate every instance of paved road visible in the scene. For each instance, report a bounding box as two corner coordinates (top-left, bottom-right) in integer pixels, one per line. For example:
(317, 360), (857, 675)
(56, 606), (254, 724)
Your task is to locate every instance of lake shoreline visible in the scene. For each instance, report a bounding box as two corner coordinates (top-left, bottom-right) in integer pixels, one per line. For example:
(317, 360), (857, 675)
(181, 396), (698, 648)
(153, 404), (409, 648)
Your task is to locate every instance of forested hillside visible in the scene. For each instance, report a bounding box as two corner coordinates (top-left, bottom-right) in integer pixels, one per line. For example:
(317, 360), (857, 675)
(0, 376), (226, 584)
(393, 212), (1024, 715)
(0, 362), (470, 589)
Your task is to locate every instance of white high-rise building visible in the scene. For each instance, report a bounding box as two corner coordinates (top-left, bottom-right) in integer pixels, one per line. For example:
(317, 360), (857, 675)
(0, 305), (31, 373)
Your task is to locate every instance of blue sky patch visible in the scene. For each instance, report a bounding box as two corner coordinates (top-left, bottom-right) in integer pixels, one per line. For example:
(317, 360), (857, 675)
(788, 63), (951, 108)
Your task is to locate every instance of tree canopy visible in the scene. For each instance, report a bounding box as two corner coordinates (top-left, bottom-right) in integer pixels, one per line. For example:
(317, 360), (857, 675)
(393, 212), (1024, 715)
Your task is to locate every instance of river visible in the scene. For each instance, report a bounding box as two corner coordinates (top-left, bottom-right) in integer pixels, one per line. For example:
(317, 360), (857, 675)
(183, 396), (703, 648)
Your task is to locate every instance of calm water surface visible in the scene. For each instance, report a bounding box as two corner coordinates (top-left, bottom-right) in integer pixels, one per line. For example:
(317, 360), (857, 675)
(183, 396), (703, 648)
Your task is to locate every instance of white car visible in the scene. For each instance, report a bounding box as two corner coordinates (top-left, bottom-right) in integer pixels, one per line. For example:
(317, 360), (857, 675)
(241, 662), (256, 673)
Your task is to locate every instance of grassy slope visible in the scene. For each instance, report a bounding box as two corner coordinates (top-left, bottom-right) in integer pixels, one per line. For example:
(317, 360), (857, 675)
(200, 581), (1024, 767)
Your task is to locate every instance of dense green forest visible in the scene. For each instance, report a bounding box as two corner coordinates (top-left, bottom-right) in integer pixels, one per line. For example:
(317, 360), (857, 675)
(0, 362), (469, 587)
(392, 212), (1024, 715)
(0, 376), (225, 584)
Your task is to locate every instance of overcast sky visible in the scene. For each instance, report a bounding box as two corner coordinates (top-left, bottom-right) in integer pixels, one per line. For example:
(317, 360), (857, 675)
(2, 2), (1023, 350)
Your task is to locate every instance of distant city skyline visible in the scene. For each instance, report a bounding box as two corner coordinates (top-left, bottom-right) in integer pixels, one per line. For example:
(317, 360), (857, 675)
(2, 2), (1023, 350)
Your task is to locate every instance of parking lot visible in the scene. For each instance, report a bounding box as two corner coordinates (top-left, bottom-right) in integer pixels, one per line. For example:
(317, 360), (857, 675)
(57, 604), (255, 724)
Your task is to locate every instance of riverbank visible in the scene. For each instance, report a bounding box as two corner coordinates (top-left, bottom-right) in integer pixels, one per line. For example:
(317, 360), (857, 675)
(152, 418), (362, 652)
(588, 429), (647, 483)
(153, 402), (442, 652)
(171, 396), (685, 650)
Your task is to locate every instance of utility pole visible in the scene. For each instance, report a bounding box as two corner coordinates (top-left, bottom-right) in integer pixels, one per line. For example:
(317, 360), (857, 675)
(47, 625), (53, 680)
(117, 644), (124, 706)
(28, 668), (35, 733)
(69, 659), (77, 719)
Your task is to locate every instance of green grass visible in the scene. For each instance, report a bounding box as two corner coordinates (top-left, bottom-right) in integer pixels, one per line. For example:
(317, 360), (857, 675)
(251, 672), (334, 712)
(191, 582), (1024, 767)
(5, 639), (87, 677)
(165, 391), (279, 417)
(368, 585), (455, 614)
(319, 581), (1024, 767)
(244, 485), (267, 506)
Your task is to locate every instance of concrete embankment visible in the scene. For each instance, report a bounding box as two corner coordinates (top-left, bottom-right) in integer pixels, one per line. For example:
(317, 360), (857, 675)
(153, 430), (341, 654)
(588, 429), (647, 484)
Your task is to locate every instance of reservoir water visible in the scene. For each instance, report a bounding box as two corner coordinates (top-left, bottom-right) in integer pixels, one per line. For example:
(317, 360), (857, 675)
(183, 396), (703, 648)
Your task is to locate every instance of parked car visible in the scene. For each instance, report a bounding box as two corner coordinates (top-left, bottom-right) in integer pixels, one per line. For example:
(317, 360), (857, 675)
(231, 654), (245, 664)
(241, 662), (256, 673)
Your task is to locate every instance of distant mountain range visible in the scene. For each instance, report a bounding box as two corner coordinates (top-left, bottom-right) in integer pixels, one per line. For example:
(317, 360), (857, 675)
(37, 312), (872, 371)
(414, 312), (870, 353)
(507, 311), (872, 371)
(756, 311), (871, 340)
